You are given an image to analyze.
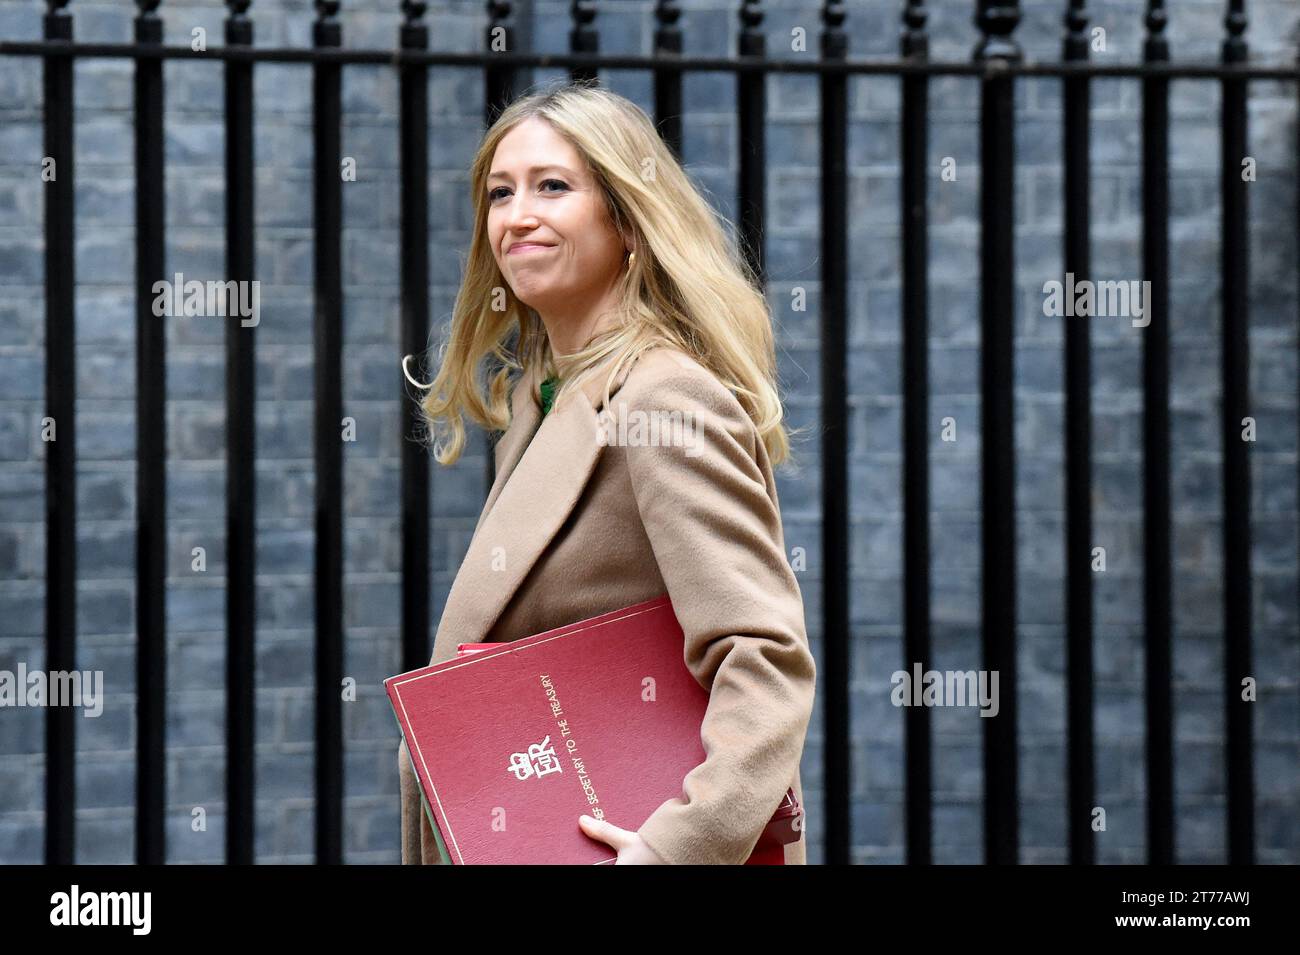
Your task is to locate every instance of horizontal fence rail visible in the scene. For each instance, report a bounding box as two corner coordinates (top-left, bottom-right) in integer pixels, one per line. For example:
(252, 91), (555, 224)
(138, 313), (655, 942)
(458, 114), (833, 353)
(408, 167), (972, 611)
(3, 0), (1294, 866)
(3, 41), (1300, 77)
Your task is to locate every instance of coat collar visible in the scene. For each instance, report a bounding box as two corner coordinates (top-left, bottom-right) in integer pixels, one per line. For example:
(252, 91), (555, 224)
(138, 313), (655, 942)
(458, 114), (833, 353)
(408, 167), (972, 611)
(429, 350), (640, 664)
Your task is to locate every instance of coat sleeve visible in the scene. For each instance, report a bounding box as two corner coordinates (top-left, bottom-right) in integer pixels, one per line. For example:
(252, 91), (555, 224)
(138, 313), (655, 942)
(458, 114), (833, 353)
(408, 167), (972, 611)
(617, 370), (817, 865)
(397, 739), (425, 864)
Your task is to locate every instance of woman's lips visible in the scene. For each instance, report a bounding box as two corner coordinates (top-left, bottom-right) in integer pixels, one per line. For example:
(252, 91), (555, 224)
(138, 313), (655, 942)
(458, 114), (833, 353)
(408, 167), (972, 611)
(508, 243), (555, 255)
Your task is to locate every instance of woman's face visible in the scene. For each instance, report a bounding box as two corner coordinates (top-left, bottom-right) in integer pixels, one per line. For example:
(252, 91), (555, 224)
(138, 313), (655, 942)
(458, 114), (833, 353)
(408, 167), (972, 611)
(485, 117), (628, 335)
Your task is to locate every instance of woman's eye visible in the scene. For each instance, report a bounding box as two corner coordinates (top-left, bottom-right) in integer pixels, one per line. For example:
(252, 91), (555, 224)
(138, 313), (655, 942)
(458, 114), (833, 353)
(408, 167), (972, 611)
(488, 179), (568, 202)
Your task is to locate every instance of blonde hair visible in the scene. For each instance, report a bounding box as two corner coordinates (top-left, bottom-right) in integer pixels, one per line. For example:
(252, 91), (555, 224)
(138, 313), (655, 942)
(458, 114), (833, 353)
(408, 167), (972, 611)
(407, 78), (803, 467)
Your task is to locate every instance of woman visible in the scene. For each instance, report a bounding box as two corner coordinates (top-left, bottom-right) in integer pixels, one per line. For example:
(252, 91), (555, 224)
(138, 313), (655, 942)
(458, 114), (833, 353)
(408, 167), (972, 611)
(398, 80), (817, 865)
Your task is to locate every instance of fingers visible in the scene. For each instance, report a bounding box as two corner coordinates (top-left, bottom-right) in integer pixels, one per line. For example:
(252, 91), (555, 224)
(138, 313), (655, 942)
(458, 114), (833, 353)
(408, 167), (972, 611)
(578, 814), (627, 849)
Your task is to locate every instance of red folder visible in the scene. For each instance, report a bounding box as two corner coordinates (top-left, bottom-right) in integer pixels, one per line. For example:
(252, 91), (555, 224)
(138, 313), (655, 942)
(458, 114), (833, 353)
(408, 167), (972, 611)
(387, 594), (802, 864)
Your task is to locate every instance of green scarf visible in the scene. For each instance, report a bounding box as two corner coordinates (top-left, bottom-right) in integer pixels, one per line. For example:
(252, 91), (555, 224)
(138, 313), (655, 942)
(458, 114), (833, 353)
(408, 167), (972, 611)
(539, 374), (560, 418)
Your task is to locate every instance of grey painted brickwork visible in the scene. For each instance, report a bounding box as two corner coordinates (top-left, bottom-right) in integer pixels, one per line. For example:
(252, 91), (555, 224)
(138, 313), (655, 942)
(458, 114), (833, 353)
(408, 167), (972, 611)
(0, 0), (1296, 864)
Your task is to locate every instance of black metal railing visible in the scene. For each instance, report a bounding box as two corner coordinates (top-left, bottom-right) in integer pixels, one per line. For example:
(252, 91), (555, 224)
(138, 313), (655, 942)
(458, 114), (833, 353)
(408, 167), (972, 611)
(1140, 0), (1173, 869)
(4, 0), (1294, 866)
(1062, 0), (1093, 868)
(223, 0), (256, 868)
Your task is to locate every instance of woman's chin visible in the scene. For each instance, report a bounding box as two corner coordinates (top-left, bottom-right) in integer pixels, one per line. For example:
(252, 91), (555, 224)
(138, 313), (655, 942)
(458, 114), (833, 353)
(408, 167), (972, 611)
(511, 288), (560, 312)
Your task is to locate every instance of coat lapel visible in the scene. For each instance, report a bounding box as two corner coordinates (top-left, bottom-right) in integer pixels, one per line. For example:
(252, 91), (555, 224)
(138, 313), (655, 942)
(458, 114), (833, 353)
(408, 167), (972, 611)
(474, 366), (542, 539)
(430, 352), (638, 665)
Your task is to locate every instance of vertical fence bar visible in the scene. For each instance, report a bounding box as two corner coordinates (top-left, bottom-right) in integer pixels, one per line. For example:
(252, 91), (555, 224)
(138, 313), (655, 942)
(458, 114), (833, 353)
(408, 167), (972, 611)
(400, 2), (431, 673)
(1061, 0), (1095, 866)
(42, 0), (76, 866)
(900, 0), (933, 867)
(134, 0), (167, 865)
(819, 0), (850, 866)
(1219, 0), (1254, 866)
(974, 0), (1021, 865)
(1140, 0), (1174, 865)
(653, 0), (683, 160)
(313, 0), (344, 864)
(569, 1), (597, 85)
(485, 2), (519, 128)
(224, 0), (257, 864)
(736, 1), (765, 285)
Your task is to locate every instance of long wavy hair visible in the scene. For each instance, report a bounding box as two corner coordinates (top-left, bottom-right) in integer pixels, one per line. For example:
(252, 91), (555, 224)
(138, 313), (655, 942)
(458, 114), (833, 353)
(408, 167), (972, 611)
(406, 79), (802, 468)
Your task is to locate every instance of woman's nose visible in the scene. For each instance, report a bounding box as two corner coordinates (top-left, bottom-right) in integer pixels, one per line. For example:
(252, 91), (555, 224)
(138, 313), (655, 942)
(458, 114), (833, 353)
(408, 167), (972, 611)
(502, 194), (541, 231)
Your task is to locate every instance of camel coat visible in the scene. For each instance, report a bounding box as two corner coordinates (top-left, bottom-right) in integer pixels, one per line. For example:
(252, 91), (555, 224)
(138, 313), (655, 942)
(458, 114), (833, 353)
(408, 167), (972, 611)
(397, 345), (817, 865)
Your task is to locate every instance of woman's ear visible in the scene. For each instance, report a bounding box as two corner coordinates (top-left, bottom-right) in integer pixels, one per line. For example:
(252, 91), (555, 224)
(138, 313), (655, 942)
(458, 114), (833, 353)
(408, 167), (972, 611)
(615, 220), (636, 257)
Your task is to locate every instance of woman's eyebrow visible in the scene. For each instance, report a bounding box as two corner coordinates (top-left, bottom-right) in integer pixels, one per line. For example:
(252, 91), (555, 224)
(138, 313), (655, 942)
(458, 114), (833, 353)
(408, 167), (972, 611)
(487, 164), (577, 182)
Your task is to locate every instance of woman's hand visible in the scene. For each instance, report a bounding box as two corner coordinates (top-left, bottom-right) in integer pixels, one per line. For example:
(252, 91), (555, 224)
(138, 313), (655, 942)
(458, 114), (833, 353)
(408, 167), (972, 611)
(578, 814), (667, 864)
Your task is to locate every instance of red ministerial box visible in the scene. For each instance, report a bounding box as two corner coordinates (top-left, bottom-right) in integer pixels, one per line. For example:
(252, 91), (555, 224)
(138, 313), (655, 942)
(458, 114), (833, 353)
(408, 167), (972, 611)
(387, 594), (802, 864)
(456, 621), (804, 849)
(452, 647), (801, 862)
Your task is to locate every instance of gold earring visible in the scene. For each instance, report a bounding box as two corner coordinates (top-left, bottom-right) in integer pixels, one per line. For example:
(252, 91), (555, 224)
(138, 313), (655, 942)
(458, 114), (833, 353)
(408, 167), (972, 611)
(627, 251), (637, 269)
